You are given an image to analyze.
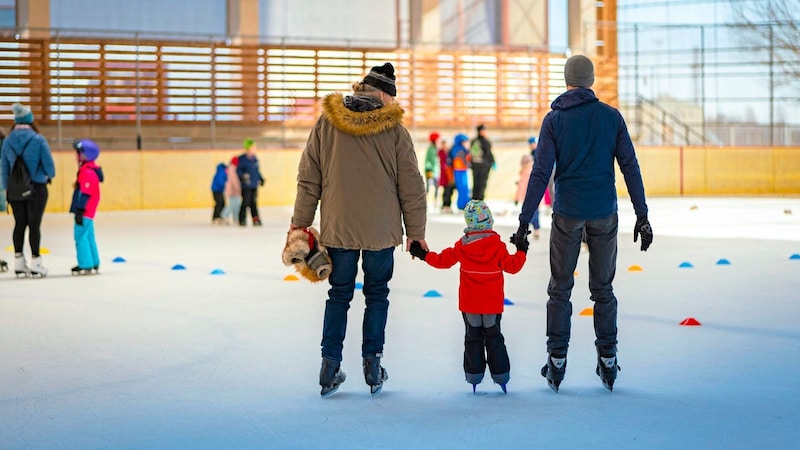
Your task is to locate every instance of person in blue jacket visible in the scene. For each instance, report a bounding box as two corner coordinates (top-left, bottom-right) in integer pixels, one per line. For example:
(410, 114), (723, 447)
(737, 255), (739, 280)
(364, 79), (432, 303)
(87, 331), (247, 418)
(0, 103), (56, 277)
(450, 133), (471, 210)
(210, 162), (227, 224)
(512, 55), (653, 393)
(236, 138), (265, 226)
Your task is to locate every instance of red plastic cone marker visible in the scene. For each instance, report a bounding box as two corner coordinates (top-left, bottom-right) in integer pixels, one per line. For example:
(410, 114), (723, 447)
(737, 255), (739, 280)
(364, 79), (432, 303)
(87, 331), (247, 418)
(680, 317), (701, 326)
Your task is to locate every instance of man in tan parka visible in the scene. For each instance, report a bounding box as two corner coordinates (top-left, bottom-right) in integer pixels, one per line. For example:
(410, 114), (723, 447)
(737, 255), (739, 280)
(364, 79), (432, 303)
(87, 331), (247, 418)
(291, 62), (428, 397)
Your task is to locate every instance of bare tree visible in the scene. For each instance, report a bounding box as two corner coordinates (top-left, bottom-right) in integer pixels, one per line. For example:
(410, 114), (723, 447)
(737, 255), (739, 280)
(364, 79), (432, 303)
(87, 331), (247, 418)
(730, 0), (800, 90)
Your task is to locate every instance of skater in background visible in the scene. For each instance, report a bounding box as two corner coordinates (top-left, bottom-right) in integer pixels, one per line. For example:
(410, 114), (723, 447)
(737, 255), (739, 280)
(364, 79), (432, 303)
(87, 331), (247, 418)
(515, 140), (540, 240)
(237, 138), (264, 226)
(210, 161), (227, 224)
(410, 200), (527, 393)
(222, 156), (242, 225)
(512, 54), (653, 393)
(292, 62), (428, 397)
(0, 103), (55, 277)
(469, 124), (494, 201)
(69, 139), (104, 275)
(438, 138), (455, 213)
(450, 133), (471, 210)
(424, 132), (440, 204)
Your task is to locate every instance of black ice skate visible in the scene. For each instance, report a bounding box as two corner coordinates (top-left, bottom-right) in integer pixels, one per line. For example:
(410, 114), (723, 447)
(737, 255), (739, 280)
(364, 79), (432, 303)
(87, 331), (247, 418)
(319, 357), (346, 398)
(363, 355), (388, 396)
(541, 353), (567, 393)
(0, 259), (7, 272)
(71, 266), (98, 276)
(596, 353), (621, 392)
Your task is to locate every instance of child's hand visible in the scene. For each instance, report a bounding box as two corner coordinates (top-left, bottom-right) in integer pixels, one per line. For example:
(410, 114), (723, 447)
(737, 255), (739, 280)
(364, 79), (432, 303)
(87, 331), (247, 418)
(510, 222), (531, 253)
(409, 241), (429, 261)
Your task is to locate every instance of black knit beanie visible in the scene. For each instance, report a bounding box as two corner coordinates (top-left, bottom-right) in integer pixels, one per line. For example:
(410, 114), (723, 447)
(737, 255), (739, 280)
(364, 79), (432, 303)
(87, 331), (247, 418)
(363, 62), (397, 97)
(564, 55), (594, 88)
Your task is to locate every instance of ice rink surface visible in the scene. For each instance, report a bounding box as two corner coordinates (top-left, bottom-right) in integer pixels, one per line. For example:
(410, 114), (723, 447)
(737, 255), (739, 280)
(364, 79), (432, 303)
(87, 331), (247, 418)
(2, 197), (799, 449)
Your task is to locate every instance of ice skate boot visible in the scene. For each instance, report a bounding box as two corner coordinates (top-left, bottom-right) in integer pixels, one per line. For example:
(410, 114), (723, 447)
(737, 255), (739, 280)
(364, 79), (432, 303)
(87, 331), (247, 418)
(29, 256), (48, 278)
(465, 372), (484, 393)
(596, 350), (620, 392)
(14, 253), (30, 278)
(319, 356), (346, 398)
(252, 216), (262, 226)
(71, 265), (94, 276)
(363, 355), (388, 396)
(491, 372), (509, 394)
(0, 259), (7, 272)
(540, 352), (567, 393)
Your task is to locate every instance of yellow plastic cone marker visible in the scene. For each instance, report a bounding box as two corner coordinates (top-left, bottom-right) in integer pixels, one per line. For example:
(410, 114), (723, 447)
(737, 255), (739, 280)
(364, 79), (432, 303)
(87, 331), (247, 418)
(4, 245), (12, 252)
(284, 274), (300, 281)
(628, 265), (643, 271)
(579, 307), (593, 316)
(574, 271), (579, 276)
(40, 247), (50, 254)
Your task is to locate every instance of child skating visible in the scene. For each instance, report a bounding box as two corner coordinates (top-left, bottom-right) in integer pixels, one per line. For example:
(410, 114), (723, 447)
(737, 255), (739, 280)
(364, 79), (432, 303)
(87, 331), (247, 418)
(410, 200), (528, 393)
(69, 139), (104, 275)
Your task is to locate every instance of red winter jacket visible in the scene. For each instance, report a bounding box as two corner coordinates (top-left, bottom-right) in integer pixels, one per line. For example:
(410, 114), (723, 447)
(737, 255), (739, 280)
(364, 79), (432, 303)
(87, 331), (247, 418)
(424, 230), (526, 314)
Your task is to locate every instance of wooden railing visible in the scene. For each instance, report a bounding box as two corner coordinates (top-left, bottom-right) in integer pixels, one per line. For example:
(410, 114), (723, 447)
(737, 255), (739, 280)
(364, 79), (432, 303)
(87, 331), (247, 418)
(0, 37), (618, 129)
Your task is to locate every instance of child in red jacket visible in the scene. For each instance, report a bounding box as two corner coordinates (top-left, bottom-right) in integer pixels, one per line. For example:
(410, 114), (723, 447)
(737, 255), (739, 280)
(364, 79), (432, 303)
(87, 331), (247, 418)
(410, 200), (528, 393)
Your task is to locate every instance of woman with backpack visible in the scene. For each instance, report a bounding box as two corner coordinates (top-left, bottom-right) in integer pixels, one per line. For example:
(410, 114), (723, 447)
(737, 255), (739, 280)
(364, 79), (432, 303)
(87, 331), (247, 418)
(0, 103), (56, 277)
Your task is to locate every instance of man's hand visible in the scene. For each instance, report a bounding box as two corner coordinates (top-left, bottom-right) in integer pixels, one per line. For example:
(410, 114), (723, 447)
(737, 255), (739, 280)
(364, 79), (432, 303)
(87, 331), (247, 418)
(509, 222), (531, 253)
(409, 241), (429, 261)
(633, 216), (653, 252)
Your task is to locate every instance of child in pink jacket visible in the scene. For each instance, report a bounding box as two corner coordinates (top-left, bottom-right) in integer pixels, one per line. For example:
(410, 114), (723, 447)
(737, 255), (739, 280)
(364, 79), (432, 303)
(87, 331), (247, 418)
(69, 139), (104, 275)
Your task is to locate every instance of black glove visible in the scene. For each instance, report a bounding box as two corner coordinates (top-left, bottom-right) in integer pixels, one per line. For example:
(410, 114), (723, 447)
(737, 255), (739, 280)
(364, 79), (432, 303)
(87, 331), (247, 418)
(633, 216), (653, 252)
(409, 241), (428, 261)
(509, 222), (531, 253)
(75, 209), (84, 226)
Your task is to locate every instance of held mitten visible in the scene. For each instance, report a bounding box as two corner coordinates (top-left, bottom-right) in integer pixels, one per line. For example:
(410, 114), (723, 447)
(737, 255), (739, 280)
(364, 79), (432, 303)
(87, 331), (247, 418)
(514, 232), (530, 253)
(282, 227), (332, 282)
(633, 216), (653, 251)
(409, 241), (428, 261)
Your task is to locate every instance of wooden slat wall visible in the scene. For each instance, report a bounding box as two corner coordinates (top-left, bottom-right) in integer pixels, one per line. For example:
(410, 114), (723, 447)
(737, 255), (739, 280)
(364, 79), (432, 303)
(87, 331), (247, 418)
(0, 37), (618, 128)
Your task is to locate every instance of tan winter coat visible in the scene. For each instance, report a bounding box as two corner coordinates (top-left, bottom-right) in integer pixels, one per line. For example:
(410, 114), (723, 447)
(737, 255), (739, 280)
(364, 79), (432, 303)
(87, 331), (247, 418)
(292, 93), (427, 250)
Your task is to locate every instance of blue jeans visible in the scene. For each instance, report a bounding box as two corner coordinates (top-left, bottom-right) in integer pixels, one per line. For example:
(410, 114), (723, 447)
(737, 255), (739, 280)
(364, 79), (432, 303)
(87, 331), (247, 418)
(321, 247), (395, 361)
(546, 213), (619, 355)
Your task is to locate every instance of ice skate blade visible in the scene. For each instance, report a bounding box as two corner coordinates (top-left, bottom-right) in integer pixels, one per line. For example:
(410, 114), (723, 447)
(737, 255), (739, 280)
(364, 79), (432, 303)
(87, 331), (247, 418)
(370, 383), (384, 397)
(601, 379), (614, 392)
(320, 384), (341, 398)
(547, 379), (561, 393)
(15, 271), (30, 278)
(500, 383), (507, 394)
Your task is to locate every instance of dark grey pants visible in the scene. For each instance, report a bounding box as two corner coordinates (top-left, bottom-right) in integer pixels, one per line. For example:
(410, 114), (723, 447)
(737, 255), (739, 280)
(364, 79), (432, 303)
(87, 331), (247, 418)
(546, 213), (619, 355)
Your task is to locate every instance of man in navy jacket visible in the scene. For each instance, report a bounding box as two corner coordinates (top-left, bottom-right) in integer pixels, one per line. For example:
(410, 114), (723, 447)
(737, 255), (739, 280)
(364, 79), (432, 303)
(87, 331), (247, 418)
(513, 54), (653, 393)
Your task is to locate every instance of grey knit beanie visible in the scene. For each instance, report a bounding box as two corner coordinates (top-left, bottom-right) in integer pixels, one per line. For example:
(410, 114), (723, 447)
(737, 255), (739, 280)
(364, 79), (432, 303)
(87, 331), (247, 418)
(564, 55), (594, 88)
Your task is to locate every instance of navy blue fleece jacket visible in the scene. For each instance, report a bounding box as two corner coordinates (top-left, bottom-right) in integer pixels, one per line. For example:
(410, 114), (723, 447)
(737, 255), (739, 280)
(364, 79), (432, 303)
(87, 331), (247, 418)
(519, 88), (648, 223)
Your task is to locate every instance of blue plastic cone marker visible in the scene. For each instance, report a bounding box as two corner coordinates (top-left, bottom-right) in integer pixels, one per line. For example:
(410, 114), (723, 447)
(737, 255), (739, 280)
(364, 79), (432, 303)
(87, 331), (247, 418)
(679, 262), (694, 268)
(716, 258), (731, 265)
(423, 290), (442, 297)
(355, 282), (364, 289)
(790, 254), (800, 260)
(503, 298), (514, 305)
(210, 268), (226, 275)
(171, 264), (186, 271)
(112, 256), (126, 263)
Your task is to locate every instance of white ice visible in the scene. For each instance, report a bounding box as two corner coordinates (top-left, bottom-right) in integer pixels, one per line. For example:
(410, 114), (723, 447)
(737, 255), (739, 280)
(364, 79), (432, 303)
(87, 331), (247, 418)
(1, 197), (799, 449)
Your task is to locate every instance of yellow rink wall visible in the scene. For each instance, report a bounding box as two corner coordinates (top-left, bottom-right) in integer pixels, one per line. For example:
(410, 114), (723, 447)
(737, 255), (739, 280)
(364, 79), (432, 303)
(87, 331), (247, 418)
(43, 146), (800, 213)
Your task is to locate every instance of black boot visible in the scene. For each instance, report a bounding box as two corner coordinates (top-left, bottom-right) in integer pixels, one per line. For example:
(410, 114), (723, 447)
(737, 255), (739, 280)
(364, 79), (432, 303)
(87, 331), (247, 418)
(541, 352), (567, 393)
(319, 356), (346, 398)
(363, 355), (388, 396)
(596, 348), (620, 392)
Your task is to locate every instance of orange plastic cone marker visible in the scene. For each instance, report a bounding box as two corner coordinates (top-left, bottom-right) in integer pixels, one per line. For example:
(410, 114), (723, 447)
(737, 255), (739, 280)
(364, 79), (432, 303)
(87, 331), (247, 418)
(628, 265), (643, 271)
(284, 274), (300, 281)
(579, 307), (593, 316)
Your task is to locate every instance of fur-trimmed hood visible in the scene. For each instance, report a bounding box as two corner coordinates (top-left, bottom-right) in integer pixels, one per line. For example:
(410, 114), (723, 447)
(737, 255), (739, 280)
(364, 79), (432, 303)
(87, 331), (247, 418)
(321, 93), (405, 137)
